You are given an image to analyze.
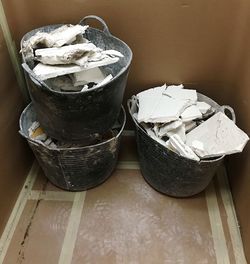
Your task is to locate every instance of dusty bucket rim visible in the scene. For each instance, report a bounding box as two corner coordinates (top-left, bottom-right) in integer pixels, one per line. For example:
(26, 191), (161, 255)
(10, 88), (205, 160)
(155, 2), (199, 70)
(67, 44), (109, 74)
(19, 103), (126, 151)
(127, 92), (226, 164)
(20, 20), (133, 95)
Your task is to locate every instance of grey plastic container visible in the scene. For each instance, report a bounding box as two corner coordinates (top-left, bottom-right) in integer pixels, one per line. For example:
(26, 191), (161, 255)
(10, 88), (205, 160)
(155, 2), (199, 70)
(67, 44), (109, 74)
(21, 15), (132, 143)
(19, 103), (126, 191)
(128, 92), (235, 197)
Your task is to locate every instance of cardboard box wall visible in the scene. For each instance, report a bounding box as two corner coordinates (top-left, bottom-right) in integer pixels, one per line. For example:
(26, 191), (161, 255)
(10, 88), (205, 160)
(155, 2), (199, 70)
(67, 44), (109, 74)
(0, 0), (249, 260)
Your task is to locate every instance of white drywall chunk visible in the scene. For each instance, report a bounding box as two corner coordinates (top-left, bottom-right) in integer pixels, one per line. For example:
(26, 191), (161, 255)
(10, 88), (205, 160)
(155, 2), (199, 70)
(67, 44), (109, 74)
(181, 105), (202, 122)
(102, 50), (124, 58)
(141, 123), (166, 147)
(77, 56), (119, 68)
(72, 67), (105, 86)
(184, 121), (197, 133)
(50, 24), (89, 47)
(166, 124), (186, 142)
(163, 86), (197, 102)
(137, 84), (166, 123)
(137, 84), (190, 123)
(22, 24), (89, 53)
(33, 63), (84, 80)
(35, 43), (121, 69)
(165, 84), (184, 91)
(81, 85), (89, 92)
(33, 55), (117, 80)
(169, 134), (200, 161)
(190, 140), (207, 157)
(35, 43), (98, 65)
(93, 74), (113, 88)
(196, 101), (211, 114)
(158, 120), (183, 137)
(186, 112), (249, 158)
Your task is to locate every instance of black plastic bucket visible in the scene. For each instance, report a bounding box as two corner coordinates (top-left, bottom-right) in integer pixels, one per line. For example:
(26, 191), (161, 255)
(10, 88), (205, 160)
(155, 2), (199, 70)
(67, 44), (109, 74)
(21, 15), (132, 142)
(128, 93), (235, 197)
(19, 103), (126, 191)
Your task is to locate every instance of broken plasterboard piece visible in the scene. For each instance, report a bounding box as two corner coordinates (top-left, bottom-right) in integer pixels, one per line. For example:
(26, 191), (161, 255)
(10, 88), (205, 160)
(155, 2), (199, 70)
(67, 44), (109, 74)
(35, 43), (99, 65)
(196, 101), (211, 114)
(168, 134), (200, 161)
(163, 86), (197, 102)
(72, 67), (106, 86)
(33, 63), (84, 80)
(181, 105), (202, 122)
(158, 120), (183, 137)
(102, 50), (124, 58)
(186, 112), (249, 158)
(22, 24), (89, 54)
(166, 124), (186, 142)
(184, 120), (197, 133)
(94, 74), (113, 88)
(137, 85), (190, 123)
(141, 123), (166, 147)
(190, 140), (207, 158)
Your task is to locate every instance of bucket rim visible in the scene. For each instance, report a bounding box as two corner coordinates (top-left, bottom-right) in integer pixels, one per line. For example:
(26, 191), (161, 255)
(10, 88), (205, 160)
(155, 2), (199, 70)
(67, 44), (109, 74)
(20, 24), (133, 95)
(19, 103), (126, 151)
(127, 94), (225, 164)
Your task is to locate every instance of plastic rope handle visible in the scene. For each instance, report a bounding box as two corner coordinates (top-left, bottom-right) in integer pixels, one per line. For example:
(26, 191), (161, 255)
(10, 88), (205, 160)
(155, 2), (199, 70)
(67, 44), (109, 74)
(79, 15), (111, 36)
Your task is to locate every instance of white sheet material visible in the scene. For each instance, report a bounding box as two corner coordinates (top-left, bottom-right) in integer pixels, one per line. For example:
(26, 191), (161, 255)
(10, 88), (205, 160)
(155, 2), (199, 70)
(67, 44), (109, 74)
(168, 134), (200, 161)
(166, 124), (186, 142)
(137, 84), (190, 123)
(22, 25), (89, 52)
(94, 74), (113, 88)
(186, 112), (249, 158)
(184, 120), (197, 133)
(158, 120), (183, 137)
(181, 105), (202, 122)
(33, 56), (118, 80)
(72, 67), (105, 86)
(35, 43), (99, 65)
(196, 101), (211, 114)
(163, 85), (197, 102)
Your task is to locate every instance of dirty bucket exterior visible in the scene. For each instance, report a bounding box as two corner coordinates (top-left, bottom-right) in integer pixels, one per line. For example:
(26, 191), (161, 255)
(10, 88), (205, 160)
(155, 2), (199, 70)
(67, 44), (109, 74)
(21, 16), (132, 142)
(128, 93), (228, 197)
(19, 103), (126, 191)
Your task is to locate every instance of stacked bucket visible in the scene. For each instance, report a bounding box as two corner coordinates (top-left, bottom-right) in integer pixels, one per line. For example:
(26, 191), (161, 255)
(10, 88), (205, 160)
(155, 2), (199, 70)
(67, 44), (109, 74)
(19, 16), (132, 191)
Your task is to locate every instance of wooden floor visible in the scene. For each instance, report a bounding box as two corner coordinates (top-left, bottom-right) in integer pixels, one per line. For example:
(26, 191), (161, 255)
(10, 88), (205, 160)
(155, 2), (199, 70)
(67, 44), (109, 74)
(0, 135), (247, 264)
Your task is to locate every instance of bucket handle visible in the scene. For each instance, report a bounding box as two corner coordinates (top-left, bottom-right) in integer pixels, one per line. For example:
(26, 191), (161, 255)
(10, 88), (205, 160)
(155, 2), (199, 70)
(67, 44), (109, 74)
(79, 15), (111, 36)
(219, 105), (236, 123)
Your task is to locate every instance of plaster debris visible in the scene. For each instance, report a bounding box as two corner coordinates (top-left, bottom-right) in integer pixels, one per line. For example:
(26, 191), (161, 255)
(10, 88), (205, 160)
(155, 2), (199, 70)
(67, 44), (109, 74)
(163, 85), (197, 102)
(186, 112), (249, 158)
(181, 105), (202, 122)
(94, 74), (113, 88)
(34, 43), (100, 65)
(22, 23), (124, 91)
(137, 84), (190, 123)
(184, 121), (197, 133)
(34, 43), (122, 68)
(196, 101), (211, 114)
(166, 124), (186, 142)
(72, 67), (106, 86)
(22, 24), (89, 55)
(168, 134), (200, 161)
(33, 63), (84, 80)
(133, 84), (249, 161)
(158, 120), (183, 137)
